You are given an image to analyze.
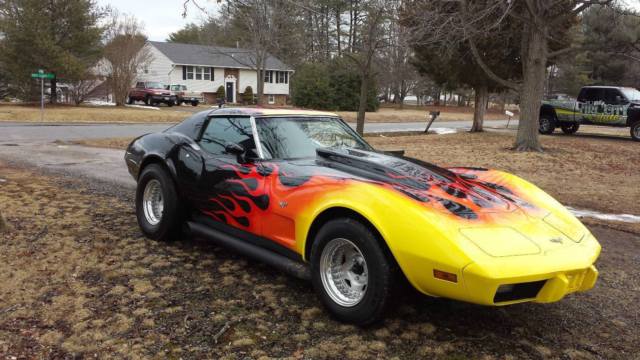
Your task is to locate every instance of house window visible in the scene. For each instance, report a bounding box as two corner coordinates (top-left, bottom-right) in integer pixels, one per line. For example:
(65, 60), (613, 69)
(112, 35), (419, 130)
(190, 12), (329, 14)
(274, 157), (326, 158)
(276, 71), (288, 84)
(203, 67), (211, 81)
(264, 70), (273, 83)
(185, 66), (212, 81)
(186, 66), (194, 80)
(195, 66), (203, 80)
(268, 95), (275, 104)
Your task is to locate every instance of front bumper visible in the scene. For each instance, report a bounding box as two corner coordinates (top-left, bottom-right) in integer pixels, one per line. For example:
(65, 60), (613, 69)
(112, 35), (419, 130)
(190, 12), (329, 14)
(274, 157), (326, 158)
(151, 95), (176, 103)
(462, 263), (598, 305)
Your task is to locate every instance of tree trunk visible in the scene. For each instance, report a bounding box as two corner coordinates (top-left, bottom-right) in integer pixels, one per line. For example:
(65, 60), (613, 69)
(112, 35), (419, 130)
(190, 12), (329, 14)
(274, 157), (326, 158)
(471, 85), (488, 132)
(514, 25), (547, 152)
(356, 69), (368, 135)
(50, 77), (57, 104)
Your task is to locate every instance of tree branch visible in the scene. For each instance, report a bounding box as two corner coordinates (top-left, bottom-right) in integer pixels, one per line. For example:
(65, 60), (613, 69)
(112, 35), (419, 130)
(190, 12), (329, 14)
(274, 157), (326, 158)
(467, 36), (519, 91)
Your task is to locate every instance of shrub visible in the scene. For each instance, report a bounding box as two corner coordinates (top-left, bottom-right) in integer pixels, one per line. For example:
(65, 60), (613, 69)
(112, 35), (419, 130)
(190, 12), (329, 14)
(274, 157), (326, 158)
(216, 85), (225, 100)
(242, 86), (254, 104)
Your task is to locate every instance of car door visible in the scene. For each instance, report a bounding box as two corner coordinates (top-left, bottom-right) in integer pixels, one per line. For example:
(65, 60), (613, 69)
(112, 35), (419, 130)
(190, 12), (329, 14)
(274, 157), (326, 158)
(602, 88), (628, 125)
(192, 116), (268, 237)
(577, 87), (604, 124)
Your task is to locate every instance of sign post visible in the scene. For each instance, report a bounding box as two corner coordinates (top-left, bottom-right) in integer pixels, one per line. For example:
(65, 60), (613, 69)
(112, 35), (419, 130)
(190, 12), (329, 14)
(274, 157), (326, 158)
(31, 69), (55, 122)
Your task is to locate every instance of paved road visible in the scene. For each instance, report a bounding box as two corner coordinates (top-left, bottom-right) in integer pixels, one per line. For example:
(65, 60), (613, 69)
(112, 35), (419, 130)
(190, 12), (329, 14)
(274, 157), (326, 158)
(0, 119), (515, 188)
(0, 119), (516, 142)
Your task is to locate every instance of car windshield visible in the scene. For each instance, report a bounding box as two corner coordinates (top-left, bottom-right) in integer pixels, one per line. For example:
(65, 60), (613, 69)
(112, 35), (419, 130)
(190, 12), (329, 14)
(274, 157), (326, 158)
(256, 116), (372, 159)
(170, 85), (181, 91)
(146, 82), (164, 89)
(620, 88), (640, 101)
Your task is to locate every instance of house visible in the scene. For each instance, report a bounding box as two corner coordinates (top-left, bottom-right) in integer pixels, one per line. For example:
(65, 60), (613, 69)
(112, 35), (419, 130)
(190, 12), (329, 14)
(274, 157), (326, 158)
(141, 41), (294, 105)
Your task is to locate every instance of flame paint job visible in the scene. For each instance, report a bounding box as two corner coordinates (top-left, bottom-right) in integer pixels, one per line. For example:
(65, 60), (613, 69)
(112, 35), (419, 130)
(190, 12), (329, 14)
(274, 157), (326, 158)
(125, 110), (601, 306)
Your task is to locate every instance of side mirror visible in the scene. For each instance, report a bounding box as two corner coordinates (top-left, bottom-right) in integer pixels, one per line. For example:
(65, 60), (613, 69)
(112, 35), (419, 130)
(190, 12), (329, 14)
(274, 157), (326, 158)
(225, 142), (248, 163)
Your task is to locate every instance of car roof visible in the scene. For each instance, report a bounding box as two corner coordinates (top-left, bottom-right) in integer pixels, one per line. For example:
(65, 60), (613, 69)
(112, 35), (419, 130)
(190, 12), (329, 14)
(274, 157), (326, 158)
(207, 107), (339, 118)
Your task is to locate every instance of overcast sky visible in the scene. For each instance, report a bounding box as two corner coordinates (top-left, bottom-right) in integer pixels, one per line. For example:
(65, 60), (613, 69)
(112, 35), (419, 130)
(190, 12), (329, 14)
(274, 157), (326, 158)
(96, 0), (220, 41)
(99, 0), (640, 43)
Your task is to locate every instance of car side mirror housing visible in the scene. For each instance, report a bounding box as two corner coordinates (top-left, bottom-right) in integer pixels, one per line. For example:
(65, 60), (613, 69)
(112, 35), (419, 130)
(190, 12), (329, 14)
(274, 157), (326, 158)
(615, 95), (627, 104)
(225, 142), (249, 163)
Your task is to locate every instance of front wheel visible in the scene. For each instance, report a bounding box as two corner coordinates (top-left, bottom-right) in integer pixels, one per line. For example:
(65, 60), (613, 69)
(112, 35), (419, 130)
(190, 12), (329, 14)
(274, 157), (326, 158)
(560, 123), (580, 134)
(191, 101), (199, 107)
(631, 121), (640, 141)
(310, 218), (395, 326)
(135, 164), (183, 242)
(167, 101), (174, 107)
(538, 114), (556, 135)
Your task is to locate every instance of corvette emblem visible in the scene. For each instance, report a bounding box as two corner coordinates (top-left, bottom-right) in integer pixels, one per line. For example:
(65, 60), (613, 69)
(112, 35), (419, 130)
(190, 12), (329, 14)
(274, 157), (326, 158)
(549, 237), (563, 244)
(279, 201), (288, 208)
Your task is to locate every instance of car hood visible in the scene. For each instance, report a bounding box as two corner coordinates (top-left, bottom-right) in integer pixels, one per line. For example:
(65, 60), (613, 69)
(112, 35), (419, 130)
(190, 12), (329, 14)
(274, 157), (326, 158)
(274, 148), (545, 222)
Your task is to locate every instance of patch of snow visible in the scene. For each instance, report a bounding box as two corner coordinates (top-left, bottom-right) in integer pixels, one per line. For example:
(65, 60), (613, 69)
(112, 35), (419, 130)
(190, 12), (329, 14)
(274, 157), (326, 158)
(431, 127), (458, 135)
(125, 104), (160, 111)
(568, 207), (640, 223)
(0, 178), (6, 183)
(86, 100), (116, 106)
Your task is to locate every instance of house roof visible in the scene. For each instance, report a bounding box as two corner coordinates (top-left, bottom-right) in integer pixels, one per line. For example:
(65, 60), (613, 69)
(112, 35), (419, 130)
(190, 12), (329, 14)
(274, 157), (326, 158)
(148, 41), (292, 71)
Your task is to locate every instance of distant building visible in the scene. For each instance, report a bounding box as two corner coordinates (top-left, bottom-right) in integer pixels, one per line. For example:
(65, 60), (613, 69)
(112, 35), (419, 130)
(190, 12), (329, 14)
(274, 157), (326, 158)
(140, 41), (293, 105)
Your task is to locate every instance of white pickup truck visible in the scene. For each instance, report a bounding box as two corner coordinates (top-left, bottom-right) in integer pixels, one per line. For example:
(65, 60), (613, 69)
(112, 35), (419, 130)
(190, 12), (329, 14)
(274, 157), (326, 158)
(167, 85), (202, 106)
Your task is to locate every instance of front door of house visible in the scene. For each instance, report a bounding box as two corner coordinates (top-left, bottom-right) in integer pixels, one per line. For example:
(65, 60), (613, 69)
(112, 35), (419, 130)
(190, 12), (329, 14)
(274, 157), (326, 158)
(226, 82), (234, 103)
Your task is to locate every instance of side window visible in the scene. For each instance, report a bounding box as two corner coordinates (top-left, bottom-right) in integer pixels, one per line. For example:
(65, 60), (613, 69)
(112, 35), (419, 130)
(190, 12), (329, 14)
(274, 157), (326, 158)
(604, 89), (625, 104)
(578, 88), (603, 102)
(198, 117), (256, 155)
(136, 82), (145, 88)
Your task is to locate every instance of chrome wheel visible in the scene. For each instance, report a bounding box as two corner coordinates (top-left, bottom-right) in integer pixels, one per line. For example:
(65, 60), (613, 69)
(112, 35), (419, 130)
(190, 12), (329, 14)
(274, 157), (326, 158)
(142, 179), (163, 226)
(320, 238), (368, 307)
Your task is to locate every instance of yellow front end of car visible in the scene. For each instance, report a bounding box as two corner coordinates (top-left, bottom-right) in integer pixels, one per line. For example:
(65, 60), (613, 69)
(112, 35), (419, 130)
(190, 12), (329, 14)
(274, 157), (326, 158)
(298, 170), (601, 307)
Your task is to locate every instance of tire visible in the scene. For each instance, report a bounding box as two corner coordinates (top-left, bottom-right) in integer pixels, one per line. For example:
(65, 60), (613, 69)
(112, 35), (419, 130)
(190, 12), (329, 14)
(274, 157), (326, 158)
(135, 164), (183, 242)
(192, 101), (199, 107)
(167, 101), (174, 107)
(310, 218), (396, 326)
(538, 114), (556, 135)
(560, 123), (580, 134)
(631, 120), (640, 142)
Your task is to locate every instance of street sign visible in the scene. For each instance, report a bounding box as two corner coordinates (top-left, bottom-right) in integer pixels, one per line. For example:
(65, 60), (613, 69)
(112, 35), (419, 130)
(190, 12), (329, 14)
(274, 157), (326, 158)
(31, 73), (55, 79)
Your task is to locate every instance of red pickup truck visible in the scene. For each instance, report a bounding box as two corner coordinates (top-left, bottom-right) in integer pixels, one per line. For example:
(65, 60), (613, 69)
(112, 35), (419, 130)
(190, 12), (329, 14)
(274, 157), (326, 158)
(127, 81), (177, 107)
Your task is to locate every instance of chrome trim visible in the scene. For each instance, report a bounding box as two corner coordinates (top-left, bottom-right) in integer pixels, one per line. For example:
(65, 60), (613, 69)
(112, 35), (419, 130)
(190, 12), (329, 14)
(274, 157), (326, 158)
(250, 116), (265, 159)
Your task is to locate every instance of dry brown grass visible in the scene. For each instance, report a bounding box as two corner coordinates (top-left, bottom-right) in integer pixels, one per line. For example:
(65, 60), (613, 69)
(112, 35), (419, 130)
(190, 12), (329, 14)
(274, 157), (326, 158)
(1, 103), (510, 124)
(0, 161), (638, 359)
(337, 105), (513, 123)
(0, 104), (188, 123)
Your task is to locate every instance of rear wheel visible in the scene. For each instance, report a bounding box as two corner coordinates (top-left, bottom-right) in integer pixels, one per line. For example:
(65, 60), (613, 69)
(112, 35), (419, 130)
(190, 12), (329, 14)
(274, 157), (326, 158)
(135, 164), (183, 242)
(631, 120), (640, 141)
(192, 101), (199, 107)
(560, 123), (580, 134)
(310, 218), (395, 326)
(538, 114), (556, 135)
(167, 101), (174, 107)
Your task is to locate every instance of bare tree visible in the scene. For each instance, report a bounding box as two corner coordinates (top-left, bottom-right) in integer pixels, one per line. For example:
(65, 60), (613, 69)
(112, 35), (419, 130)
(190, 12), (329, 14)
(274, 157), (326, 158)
(101, 13), (151, 106)
(345, 0), (389, 135)
(68, 71), (101, 105)
(406, 0), (616, 151)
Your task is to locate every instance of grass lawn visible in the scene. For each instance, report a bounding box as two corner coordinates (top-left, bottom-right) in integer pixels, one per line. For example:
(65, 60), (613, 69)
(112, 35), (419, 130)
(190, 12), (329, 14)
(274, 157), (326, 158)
(0, 103), (511, 124)
(0, 104), (189, 123)
(75, 130), (639, 234)
(0, 161), (638, 359)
